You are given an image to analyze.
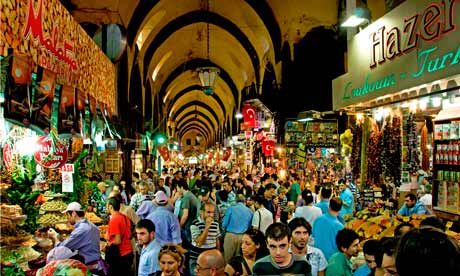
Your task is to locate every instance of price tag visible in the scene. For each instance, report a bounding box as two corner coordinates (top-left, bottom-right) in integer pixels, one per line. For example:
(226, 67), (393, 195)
(402, 216), (410, 222)
(61, 164), (74, 173)
(62, 172), (74, 193)
(446, 221), (453, 229)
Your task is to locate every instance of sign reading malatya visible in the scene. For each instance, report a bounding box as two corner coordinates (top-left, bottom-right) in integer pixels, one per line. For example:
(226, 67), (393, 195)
(332, 0), (460, 110)
(0, 0), (116, 114)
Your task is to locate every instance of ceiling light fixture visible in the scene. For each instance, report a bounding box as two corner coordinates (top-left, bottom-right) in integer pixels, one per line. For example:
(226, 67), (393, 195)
(341, 7), (371, 28)
(197, 0), (219, 96)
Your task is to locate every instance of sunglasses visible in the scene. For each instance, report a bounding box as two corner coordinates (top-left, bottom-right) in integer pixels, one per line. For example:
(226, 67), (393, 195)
(161, 245), (178, 253)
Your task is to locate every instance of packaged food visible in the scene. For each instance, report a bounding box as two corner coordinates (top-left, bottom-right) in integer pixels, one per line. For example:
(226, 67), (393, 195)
(451, 121), (459, 139)
(435, 124), (443, 140)
(443, 124), (451, 140)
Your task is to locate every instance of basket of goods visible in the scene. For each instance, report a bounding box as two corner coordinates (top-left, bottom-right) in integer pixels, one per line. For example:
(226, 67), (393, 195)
(43, 191), (64, 199)
(99, 225), (108, 240)
(0, 228), (33, 246)
(38, 213), (67, 225)
(85, 212), (103, 224)
(40, 200), (67, 212)
(0, 204), (26, 220)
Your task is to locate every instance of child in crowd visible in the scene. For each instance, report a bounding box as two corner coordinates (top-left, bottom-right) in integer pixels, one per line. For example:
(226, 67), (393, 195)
(277, 186), (289, 223)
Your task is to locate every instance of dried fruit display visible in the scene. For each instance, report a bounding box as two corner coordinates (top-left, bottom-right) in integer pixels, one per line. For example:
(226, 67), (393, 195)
(381, 115), (402, 186)
(351, 121), (362, 179)
(367, 121), (382, 186)
(407, 112), (420, 174)
(39, 200), (67, 212)
(37, 213), (67, 225)
(85, 212), (103, 224)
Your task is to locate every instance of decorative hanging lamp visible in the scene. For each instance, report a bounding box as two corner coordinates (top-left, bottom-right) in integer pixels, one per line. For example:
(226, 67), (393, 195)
(197, 0), (219, 95)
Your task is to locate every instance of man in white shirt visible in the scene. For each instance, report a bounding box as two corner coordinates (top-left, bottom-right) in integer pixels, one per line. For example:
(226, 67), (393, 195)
(289, 217), (327, 276)
(294, 189), (322, 227)
(252, 195), (273, 234)
(419, 182), (432, 211)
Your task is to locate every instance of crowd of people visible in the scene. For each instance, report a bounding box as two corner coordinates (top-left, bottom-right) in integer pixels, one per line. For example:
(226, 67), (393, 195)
(36, 165), (460, 276)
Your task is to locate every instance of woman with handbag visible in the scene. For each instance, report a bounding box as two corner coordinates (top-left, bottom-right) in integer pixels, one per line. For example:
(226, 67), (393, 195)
(106, 197), (134, 276)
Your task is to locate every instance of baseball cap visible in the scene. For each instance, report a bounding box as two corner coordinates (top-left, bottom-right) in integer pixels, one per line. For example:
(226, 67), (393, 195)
(198, 186), (210, 196)
(62, 202), (83, 213)
(97, 181), (109, 189)
(154, 191), (168, 204)
(46, 246), (78, 263)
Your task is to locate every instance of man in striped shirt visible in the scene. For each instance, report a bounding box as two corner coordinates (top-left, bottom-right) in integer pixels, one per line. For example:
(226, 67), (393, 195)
(190, 202), (221, 276)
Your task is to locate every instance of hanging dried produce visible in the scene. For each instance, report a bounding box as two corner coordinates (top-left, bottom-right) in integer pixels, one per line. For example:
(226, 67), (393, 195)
(381, 116), (393, 179)
(381, 114), (403, 186)
(392, 115), (402, 185)
(367, 120), (382, 186)
(420, 124), (430, 172)
(406, 112), (420, 174)
(360, 117), (371, 188)
(351, 122), (362, 179)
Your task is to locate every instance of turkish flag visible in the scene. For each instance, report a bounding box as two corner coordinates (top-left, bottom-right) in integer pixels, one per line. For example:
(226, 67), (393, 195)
(223, 147), (231, 161)
(158, 145), (170, 161)
(242, 104), (256, 128)
(262, 140), (275, 157)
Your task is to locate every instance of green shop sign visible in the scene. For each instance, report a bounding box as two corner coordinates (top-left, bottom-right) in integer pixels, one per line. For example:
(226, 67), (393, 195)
(332, 0), (460, 110)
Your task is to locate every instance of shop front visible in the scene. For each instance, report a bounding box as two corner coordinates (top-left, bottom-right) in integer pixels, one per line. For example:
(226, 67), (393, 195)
(1, 0), (116, 272)
(333, 0), (460, 220)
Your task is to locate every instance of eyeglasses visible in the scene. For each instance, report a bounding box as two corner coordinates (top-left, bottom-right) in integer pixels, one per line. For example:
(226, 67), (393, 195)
(195, 264), (212, 272)
(160, 245), (178, 253)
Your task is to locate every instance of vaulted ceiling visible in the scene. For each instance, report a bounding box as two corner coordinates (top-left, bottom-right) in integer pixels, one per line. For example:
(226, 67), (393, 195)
(60, 0), (391, 148)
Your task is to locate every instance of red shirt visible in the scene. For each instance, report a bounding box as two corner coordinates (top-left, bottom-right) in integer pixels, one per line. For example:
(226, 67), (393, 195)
(108, 213), (132, 256)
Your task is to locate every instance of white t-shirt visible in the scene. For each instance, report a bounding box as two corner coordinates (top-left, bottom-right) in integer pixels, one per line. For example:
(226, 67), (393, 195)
(252, 207), (273, 234)
(419, 194), (432, 207)
(294, 205), (323, 226)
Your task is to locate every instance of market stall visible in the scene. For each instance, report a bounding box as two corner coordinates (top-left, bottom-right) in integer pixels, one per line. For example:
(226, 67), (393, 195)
(332, 0), (460, 222)
(0, 0), (117, 274)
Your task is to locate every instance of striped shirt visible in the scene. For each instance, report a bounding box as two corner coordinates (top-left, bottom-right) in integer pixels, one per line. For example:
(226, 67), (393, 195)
(190, 217), (220, 260)
(253, 254), (312, 276)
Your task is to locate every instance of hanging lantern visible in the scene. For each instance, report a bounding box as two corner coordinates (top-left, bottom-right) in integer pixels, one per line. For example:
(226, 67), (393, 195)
(197, 67), (220, 95)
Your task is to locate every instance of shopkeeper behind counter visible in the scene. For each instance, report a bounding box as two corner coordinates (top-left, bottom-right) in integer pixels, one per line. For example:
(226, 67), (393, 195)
(397, 193), (432, 217)
(47, 202), (102, 271)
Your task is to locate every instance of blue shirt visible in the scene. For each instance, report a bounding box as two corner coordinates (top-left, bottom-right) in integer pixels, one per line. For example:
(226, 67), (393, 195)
(146, 206), (182, 246)
(222, 202), (253, 234)
(138, 239), (161, 276)
(136, 201), (157, 220)
(57, 219), (100, 264)
(398, 201), (432, 216)
(312, 213), (344, 261)
(354, 264), (371, 276)
(340, 188), (354, 217)
(315, 200), (329, 214)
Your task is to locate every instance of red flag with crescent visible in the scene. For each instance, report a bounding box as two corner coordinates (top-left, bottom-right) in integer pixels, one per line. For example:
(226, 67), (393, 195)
(158, 145), (170, 161)
(242, 104), (256, 128)
(262, 140), (275, 157)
